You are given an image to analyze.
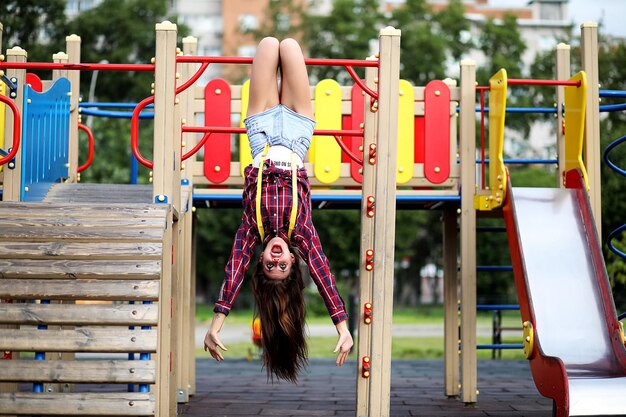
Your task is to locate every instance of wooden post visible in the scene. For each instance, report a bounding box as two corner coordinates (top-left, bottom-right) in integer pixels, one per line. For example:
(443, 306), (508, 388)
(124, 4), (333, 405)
(65, 35), (81, 183)
(153, 20), (178, 417)
(368, 26), (400, 417)
(152, 21), (179, 209)
(459, 59), (477, 404)
(2, 47), (26, 202)
(580, 22), (602, 238)
(555, 43), (571, 188)
(178, 35), (198, 402)
(355, 58), (378, 417)
(443, 205), (459, 397)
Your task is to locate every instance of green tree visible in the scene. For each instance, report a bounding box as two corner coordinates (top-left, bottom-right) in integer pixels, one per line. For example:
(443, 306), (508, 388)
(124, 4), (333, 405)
(0, 0), (67, 62)
(433, 0), (473, 62)
(66, 0), (189, 102)
(303, 0), (383, 82)
(247, 0), (306, 41)
(387, 0), (447, 84)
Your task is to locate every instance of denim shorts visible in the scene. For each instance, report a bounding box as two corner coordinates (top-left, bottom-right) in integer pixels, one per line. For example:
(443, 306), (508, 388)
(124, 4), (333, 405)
(244, 104), (316, 161)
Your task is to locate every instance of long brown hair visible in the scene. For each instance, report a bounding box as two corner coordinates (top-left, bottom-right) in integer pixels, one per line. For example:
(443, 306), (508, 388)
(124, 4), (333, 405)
(251, 249), (307, 383)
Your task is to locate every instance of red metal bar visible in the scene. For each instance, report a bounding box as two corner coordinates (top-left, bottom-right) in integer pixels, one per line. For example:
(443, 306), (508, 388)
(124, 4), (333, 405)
(180, 125), (365, 165)
(77, 123), (94, 173)
(508, 78), (581, 87)
(480, 89), (486, 189)
(131, 96), (155, 169)
(0, 62), (154, 72)
(0, 94), (21, 166)
(333, 135), (363, 166)
(176, 55), (379, 68)
(175, 62), (209, 95)
(344, 66), (378, 100)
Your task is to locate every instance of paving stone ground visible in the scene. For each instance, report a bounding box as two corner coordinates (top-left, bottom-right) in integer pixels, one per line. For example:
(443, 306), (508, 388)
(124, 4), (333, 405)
(180, 358), (553, 417)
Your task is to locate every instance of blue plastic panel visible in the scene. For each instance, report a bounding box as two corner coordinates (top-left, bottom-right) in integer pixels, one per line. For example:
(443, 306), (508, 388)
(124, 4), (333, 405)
(21, 77), (71, 201)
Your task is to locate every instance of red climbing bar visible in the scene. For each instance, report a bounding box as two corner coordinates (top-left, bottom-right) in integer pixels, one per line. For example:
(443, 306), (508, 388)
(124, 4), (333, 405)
(0, 62), (155, 72)
(77, 124), (94, 173)
(180, 125), (365, 165)
(176, 55), (379, 68)
(508, 78), (581, 87)
(0, 94), (21, 166)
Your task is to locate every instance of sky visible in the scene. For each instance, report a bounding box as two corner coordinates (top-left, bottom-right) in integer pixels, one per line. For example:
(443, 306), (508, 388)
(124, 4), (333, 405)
(491, 0), (626, 38)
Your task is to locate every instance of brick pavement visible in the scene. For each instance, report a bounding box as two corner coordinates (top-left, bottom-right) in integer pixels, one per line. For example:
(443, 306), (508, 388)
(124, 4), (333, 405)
(180, 359), (553, 417)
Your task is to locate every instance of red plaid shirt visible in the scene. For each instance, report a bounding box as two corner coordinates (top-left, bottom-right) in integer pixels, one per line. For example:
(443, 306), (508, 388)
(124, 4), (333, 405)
(214, 161), (348, 324)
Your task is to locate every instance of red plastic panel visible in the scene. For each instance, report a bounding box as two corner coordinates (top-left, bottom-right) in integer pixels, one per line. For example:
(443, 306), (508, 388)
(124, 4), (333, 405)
(424, 80), (450, 184)
(204, 79), (231, 183)
(414, 116), (425, 164)
(350, 82), (365, 184)
(26, 73), (43, 93)
(341, 115), (351, 163)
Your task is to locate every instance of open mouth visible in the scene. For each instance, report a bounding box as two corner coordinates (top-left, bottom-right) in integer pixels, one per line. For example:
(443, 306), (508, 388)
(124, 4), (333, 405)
(271, 244), (283, 257)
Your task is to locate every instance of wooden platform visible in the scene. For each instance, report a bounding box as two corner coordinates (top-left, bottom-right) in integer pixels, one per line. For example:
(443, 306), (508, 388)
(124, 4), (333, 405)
(0, 200), (171, 416)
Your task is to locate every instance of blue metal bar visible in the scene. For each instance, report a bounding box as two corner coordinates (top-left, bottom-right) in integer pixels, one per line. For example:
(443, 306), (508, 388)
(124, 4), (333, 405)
(79, 108), (154, 119)
(619, 312), (626, 321)
(477, 344), (523, 350)
(477, 158), (558, 165)
(193, 193), (462, 203)
(606, 224), (626, 259)
(600, 103), (626, 112)
(603, 135), (626, 177)
(128, 301), (136, 393)
(80, 102), (153, 109)
(477, 304), (520, 311)
(34, 300), (50, 393)
(139, 301), (151, 393)
(477, 265), (513, 272)
(130, 153), (139, 184)
(599, 90), (626, 98)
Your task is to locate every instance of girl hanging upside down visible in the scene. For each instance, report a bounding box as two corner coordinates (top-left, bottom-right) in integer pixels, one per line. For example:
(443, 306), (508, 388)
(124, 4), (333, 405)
(203, 37), (354, 382)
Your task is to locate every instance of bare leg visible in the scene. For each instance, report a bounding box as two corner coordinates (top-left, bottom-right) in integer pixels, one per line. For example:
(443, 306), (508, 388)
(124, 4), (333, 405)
(279, 39), (313, 119)
(247, 37), (280, 117)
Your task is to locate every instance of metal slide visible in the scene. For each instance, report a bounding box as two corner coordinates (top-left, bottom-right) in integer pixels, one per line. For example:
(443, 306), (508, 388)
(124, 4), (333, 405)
(502, 175), (626, 417)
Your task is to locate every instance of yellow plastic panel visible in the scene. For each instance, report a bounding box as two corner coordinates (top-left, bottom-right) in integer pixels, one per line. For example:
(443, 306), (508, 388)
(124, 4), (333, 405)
(312, 79), (342, 184)
(239, 79), (252, 176)
(397, 80), (414, 184)
(564, 71), (588, 189)
(475, 69), (508, 211)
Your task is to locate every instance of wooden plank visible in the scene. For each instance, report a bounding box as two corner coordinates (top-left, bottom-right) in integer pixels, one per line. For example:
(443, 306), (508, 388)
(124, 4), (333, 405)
(0, 216), (166, 228)
(0, 279), (160, 301)
(0, 202), (168, 218)
(0, 227), (164, 243)
(0, 359), (156, 383)
(0, 328), (158, 352)
(0, 241), (162, 260)
(0, 303), (158, 326)
(0, 392), (155, 415)
(0, 259), (161, 279)
(44, 184), (153, 204)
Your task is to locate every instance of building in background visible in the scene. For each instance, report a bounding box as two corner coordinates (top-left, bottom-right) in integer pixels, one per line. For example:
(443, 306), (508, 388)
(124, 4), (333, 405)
(67, 0), (572, 83)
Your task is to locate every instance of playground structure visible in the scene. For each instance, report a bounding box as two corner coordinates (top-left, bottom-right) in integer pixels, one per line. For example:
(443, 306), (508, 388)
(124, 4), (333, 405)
(0, 17), (624, 417)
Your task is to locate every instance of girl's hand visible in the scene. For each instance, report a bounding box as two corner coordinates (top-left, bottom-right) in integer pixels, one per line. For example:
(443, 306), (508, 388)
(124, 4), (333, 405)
(333, 320), (354, 366)
(204, 313), (228, 361)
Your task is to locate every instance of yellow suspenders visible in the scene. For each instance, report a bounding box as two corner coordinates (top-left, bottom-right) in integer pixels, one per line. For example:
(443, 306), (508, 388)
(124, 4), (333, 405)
(255, 147), (298, 243)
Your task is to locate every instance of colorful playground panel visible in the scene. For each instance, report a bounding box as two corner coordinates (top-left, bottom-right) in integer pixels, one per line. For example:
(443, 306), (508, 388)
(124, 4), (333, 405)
(191, 78), (459, 191)
(204, 78), (231, 183)
(312, 79), (343, 184)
